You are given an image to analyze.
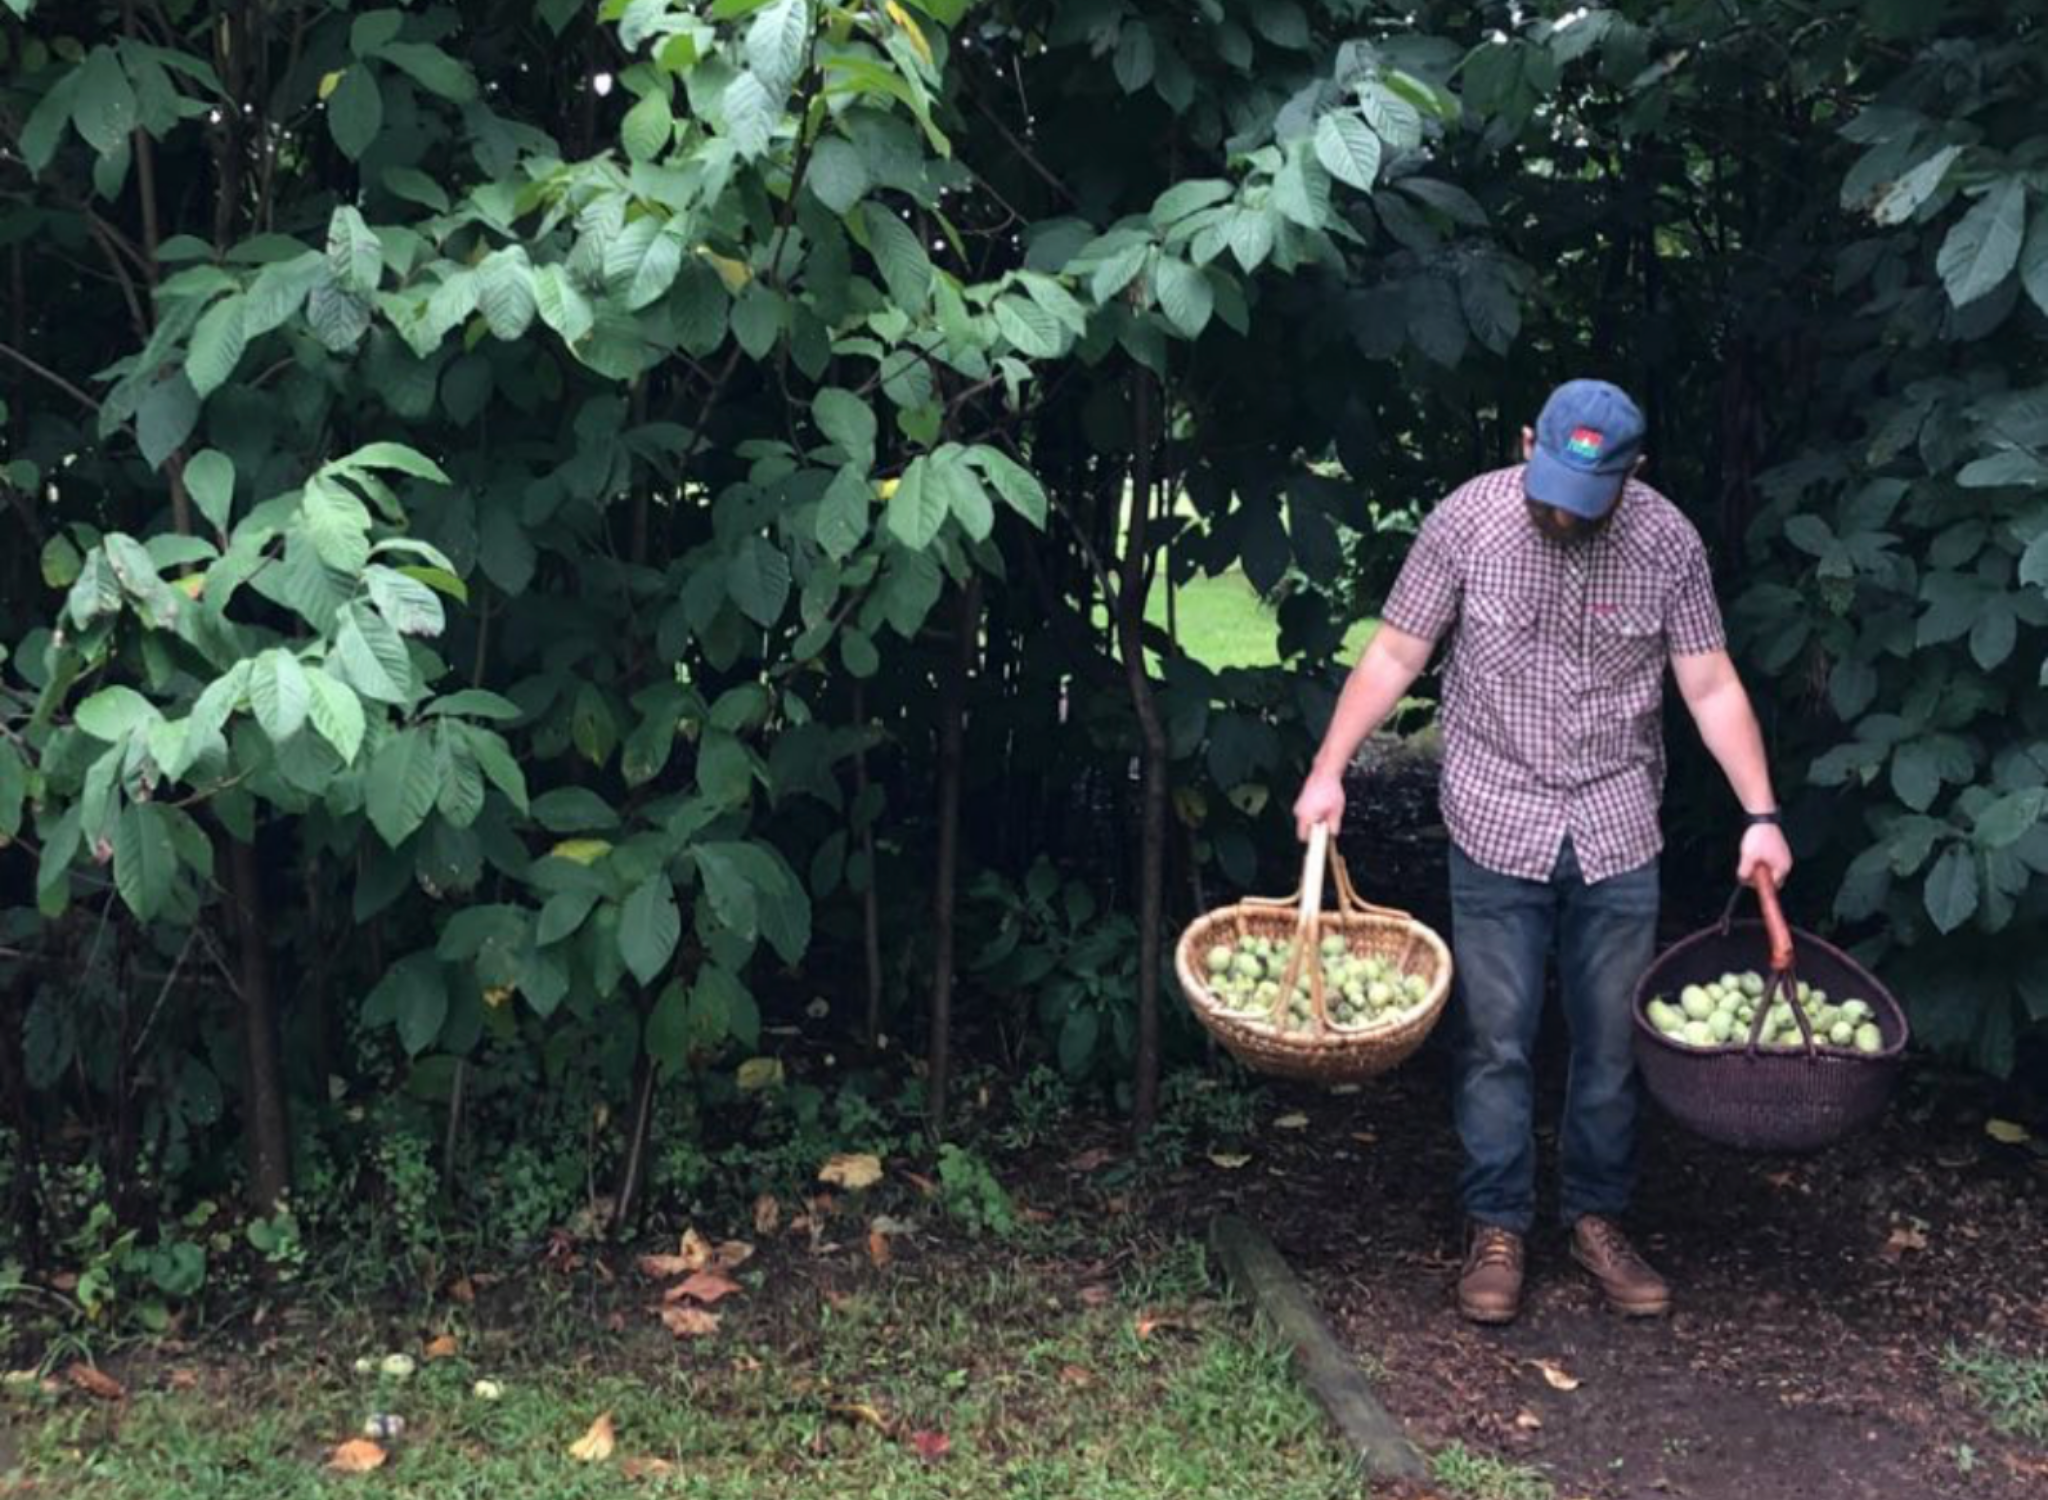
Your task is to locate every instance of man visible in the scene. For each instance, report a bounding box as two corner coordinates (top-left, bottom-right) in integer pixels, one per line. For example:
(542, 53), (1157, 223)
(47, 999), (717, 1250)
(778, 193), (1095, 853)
(1291, 379), (1794, 1324)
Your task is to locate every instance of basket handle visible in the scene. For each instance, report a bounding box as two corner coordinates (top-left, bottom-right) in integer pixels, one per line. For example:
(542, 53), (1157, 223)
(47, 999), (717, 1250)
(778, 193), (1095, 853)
(1331, 846), (1415, 923)
(1724, 868), (1818, 1059)
(1273, 824), (1335, 1034)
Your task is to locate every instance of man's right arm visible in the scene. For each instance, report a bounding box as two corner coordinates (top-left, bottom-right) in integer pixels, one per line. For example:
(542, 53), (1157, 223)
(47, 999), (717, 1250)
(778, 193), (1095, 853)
(1292, 507), (1460, 840)
(1291, 626), (1438, 840)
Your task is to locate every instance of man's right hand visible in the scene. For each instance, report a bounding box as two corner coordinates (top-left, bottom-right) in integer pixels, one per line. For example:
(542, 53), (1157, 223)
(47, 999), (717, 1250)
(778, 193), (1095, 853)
(1293, 771), (1346, 842)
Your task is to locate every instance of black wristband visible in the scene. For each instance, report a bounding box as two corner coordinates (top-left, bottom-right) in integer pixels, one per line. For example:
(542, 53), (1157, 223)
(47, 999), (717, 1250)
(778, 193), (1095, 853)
(1744, 810), (1783, 827)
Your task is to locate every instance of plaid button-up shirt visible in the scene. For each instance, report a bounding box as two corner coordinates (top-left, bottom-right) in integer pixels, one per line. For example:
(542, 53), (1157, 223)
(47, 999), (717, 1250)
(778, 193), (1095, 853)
(1379, 465), (1726, 884)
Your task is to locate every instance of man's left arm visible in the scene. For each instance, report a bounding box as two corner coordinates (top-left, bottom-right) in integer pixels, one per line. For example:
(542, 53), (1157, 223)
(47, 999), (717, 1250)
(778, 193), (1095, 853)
(1671, 651), (1793, 885)
(1664, 532), (1794, 886)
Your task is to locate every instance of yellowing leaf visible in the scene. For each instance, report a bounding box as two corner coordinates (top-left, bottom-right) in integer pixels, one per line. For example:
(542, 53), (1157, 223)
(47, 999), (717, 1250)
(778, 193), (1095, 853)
(318, 70), (346, 102)
(549, 838), (612, 865)
(1272, 1112), (1310, 1130)
(753, 1194), (781, 1236)
(483, 986), (513, 1010)
(174, 575), (205, 600)
(818, 1152), (884, 1190)
(1531, 1358), (1581, 1392)
(736, 1057), (784, 1092)
(1206, 1151), (1252, 1170)
(1986, 1118), (2031, 1145)
(830, 1400), (893, 1434)
(569, 1412), (616, 1462)
(327, 1438), (388, 1473)
(699, 248), (753, 292)
(884, 1), (934, 68)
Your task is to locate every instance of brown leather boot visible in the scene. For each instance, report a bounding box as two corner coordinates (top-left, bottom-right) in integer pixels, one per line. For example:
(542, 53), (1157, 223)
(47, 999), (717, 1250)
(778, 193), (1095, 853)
(1458, 1221), (1526, 1324)
(1570, 1214), (1671, 1318)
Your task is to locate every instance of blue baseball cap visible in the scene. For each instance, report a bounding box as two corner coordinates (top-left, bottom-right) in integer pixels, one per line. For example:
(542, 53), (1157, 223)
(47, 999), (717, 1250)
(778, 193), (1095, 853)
(1524, 379), (1646, 519)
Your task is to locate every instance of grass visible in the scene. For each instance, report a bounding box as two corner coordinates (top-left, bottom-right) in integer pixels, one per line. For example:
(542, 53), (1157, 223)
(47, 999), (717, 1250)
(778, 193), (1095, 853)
(1944, 1341), (2048, 1444)
(1098, 568), (1376, 673)
(2, 1242), (1368, 1499)
(1431, 1440), (1555, 1500)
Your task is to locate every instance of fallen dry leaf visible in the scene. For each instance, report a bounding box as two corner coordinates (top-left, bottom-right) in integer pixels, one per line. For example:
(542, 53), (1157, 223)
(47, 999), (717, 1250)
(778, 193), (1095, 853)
(867, 1224), (893, 1269)
(638, 1253), (693, 1279)
(620, 1456), (677, 1481)
(753, 1194), (781, 1236)
(1514, 1408), (1544, 1431)
(1066, 1146), (1117, 1173)
(569, 1413), (617, 1463)
(902, 1171), (938, 1197)
(1350, 1131), (1377, 1145)
(447, 1276), (477, 1305)
(1531, 1358), (1581, 1392)
(713, 1239), (755, 1272)
(1078, 1283), (1114, 1307)
(63, 1363), (125, 1402)
(1764, 1169), (1799, 1190)
(818, 1153), (884, 1191)
(831, 1400), (894, 1435)
(1206, 1151), (1252, 1170)
(327, 1438), (388, 1474)
(1134, 1311), (1184, 1340)
(166, 1368), (201, 1392)
(909, 1429), (951, 1463)
(1058, 1364), (1095, 1388)
(681, 1228), (715, 1269)
(659, 1305), (721, 1339)
(1883, 1224), (1929, 1258)
(423, 1333), (459, 1361)
(665, 1270), (743, 1306)
(1272, 1112), (1310, 1130)
(1986, 1118), (2031, 1145)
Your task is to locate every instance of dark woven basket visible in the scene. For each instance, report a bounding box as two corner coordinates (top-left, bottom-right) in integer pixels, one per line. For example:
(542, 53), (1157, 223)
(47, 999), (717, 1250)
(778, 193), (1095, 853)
(1632, 878), (1909, 1153)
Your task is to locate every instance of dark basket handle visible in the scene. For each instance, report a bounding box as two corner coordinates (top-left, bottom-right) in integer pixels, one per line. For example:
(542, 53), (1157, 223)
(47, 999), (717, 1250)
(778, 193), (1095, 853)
(1721, 868), (1818, 1058)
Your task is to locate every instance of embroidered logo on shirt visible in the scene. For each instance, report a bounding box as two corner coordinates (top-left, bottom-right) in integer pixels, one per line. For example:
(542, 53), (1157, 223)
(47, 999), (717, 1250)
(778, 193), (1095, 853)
(1566, 426), (1605, 461)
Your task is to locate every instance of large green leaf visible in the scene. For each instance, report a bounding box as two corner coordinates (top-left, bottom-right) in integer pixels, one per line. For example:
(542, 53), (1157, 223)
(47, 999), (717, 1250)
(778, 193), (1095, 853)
(327, 206), (382, 295)
(0, 741), (25, 841)
(183, 449), (235, 533)
(301, 475), (373, 574)
(378, 42), (479, 102)
(817, 465), (871, 560)
(365, 955), (448, 1058)
(807, 136), (869, 214)
(1153, 257), (1214, 338)
(861, 203), (932, 312)
(1314, 111), (1382, 191)
(137, 376), (199, 471)
(478, 248), (538, 340)
(112, 803), (178, 922)
(327, 64), (383, 160)
(723, 70), (777, 156)
(747, 0), (811, 98)
(729, 536), (791, 626)
(72, 47), (138, 156)
(621, 87), (674, 163)
(249, 649), (312, 743)
(1923, 843), (1979, 933)
(186, 295), (248, 398)
(334, 603), (416, 704)
(76, 686), (159, 743)
(366, 729), (444, 847)
(813, 387), (877, 468)
(306, 669), (367, 764)
(532, 787), (620, 832)
(1937, 177), (2027, 308)
(619, 875), (682, 984)
(885, 456), (947, 548)
(968, 447), (1048, 528)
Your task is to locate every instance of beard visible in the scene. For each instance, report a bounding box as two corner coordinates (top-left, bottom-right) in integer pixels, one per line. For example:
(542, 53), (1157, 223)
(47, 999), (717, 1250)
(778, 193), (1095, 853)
(1525, 499), (1610, 545)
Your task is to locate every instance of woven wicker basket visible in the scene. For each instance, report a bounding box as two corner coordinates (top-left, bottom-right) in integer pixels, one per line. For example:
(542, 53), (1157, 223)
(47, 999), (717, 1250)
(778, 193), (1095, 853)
(1174, 824), (1453, 1085)
(1632, 872), (1908, 1153)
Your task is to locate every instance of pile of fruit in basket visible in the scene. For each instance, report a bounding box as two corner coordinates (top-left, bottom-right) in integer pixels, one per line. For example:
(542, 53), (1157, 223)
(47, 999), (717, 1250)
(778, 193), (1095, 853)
(1644, 971), (1883, 1054)
(1201, 931), (1431, 1033)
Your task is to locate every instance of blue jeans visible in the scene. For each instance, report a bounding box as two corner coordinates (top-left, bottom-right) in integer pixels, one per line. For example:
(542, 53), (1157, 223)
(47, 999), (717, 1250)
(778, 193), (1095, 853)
(1448, 838), (1659, 1235)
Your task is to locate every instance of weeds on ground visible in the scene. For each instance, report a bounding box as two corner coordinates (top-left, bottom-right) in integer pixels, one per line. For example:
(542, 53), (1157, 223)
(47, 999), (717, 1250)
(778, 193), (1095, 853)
(1432, 1439), (1555, 1500)
(1944, 1341), (2048, 1443)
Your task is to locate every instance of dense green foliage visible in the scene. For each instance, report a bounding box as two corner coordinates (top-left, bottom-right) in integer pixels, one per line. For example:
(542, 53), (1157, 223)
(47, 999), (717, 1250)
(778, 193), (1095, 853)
(1, 0), (2044, 1297)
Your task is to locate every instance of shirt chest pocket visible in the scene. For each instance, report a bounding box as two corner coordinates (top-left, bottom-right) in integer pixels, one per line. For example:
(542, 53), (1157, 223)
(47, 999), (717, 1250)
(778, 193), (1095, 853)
(1460, 593), (1541, 679)
(1587, 607), (1664, 683)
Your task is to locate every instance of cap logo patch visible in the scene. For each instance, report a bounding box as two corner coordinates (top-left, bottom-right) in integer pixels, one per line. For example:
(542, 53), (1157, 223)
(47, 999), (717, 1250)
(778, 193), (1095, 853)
(1566, 426), (1605, 461)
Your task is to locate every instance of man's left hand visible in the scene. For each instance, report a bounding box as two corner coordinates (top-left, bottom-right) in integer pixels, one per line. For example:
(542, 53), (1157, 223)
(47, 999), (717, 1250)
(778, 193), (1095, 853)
(1737, 823), (1794, 888)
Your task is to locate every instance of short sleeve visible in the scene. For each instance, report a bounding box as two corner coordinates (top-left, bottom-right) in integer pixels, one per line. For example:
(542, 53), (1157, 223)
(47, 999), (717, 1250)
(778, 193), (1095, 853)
(1380, 508), (1462, 644)
(1665, 530), (1726, 656)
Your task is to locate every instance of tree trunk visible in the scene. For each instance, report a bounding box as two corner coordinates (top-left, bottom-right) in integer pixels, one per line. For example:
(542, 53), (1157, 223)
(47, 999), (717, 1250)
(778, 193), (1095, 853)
(925, 577), (981, 1136)
(1118, 373), (1169, 1137)
(223, 834), (291, 1211)
(853, 682), (885, 1049)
